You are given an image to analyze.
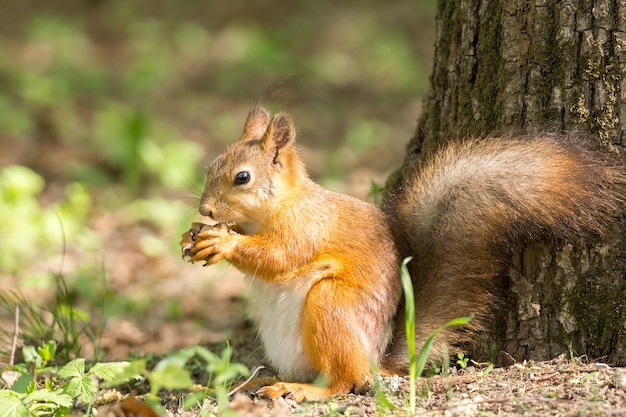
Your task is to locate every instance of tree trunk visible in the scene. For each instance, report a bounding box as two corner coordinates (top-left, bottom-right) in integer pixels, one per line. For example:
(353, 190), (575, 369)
(403, 0), (626, 364)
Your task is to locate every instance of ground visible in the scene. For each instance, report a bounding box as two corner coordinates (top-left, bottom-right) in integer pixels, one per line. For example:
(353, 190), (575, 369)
(96, 351), (626, 416)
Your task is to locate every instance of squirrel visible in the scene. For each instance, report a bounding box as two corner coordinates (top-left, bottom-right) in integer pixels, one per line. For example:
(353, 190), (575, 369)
(180, 104), (625, 402)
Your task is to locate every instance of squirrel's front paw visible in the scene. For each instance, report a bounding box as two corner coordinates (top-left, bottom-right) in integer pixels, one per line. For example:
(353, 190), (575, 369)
(180, 222), (209, 260)
(185, 223), (237, 266)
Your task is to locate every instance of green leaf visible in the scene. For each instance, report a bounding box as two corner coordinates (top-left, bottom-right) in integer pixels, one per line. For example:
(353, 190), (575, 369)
(88, 362), (131, 381)
(213, 364), (250, 386)
(153, 347), (196, 372)
(57, 304), (90, 323)
(101, 359), (146, 388)
(150, 364), (193, 392)
(22, 346), (42, 368)
(22, 388), (73, 409)
(37, 341), (57, 363)
(445, 316), (474, 327)
(53, 406), (71, 417)
(0, 392), (30, 417)
(10, 374), (35, 394)
(182, 391), (207, 410)
(64, 375), (96, 404)
(0, 165), (45, 201)
(145, 396), (167, 417)
(400, 256), (416, 414)
(414, 314), (475, 379)
(193, 346), (219, 364)
(57, 358), (85, 379)
(373, 377), (396, 412)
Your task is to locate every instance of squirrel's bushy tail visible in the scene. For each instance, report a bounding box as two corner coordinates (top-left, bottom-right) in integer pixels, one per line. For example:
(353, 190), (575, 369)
(381, 137), (625, 372)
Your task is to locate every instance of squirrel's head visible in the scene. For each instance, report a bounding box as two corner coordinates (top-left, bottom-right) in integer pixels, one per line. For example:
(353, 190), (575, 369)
(199, 106), (306, 234)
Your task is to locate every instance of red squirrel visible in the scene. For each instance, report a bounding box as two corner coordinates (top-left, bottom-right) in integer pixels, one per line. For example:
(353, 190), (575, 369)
(180, 104), (624, 402)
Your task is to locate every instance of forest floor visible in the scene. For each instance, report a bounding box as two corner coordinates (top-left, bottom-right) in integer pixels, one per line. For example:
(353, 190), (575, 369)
(95, 318), (626, 416)
(218, 355), (626, 417)
(9, 233), (625, 416)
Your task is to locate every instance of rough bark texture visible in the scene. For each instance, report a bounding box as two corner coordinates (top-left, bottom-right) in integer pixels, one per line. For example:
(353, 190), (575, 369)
(403, 0), (626, 364)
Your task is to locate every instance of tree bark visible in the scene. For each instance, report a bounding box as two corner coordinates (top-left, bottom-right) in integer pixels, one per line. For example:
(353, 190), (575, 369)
(403, 0), (626, 364)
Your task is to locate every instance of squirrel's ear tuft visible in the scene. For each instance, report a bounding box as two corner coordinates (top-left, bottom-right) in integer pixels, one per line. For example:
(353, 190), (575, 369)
(262, 112), (295, 156)
(241, 107), (271, 140)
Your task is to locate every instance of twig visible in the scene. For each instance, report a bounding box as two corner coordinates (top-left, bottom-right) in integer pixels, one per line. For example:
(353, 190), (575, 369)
(10, 304), (20, 366)
(530, 372), (559, 381)
(228, 366), (266, 396)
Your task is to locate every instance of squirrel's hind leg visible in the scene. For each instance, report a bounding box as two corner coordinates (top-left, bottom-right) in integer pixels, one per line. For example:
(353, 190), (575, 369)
(265, 277), (379, 401)
(255, 381), (343, 402)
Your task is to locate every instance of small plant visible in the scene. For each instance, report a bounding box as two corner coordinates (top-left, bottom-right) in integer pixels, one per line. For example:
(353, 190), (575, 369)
(0, 341), (129, 417)
(182, 344), (250, 416)
(568, 342), (576, 362)
(0, 341), (250, 417)
(326, 401), (340, 417)
(400, 257), (417, 413)
(0, 274), (101, 364)
(372, 373), (398, 415)
(101, 354), (192, 415)
(102, 344), (249, 416)
(400, 257), (474, 414)
(0, 382), (73, 417)
(456, 352), (469, 369)
(479, 363), (494, 379)
(20, 340), (57, 377)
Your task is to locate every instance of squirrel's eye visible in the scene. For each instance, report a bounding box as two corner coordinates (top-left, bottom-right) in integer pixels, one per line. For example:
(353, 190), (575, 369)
(234, 171), (251, 185)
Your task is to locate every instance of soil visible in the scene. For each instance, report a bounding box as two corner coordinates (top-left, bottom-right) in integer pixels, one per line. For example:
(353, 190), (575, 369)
(96, 342), (626, 416)
(218, 345), (626, 417)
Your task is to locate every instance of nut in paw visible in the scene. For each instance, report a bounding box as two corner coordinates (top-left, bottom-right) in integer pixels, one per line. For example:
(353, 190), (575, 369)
(180, 222), (210, 260)
(188, 223), (238, 266)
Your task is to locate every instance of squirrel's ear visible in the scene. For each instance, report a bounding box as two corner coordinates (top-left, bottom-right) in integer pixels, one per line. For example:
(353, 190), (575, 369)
(241, 107), (271, 140)
(262, 112), (295, 157)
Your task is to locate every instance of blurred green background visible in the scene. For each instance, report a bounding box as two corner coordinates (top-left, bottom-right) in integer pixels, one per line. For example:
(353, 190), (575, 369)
(0, 0), (436, 359)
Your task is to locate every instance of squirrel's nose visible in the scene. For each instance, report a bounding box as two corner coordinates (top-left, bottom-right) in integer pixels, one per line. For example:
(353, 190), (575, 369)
(199, 204), (213, 218)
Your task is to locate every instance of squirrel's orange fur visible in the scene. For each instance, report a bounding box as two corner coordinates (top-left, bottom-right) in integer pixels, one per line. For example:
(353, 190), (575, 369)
(182, 106), (624, 402)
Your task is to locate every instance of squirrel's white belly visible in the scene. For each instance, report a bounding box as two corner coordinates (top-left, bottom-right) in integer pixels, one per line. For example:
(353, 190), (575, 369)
(247, 277), (318, 382)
